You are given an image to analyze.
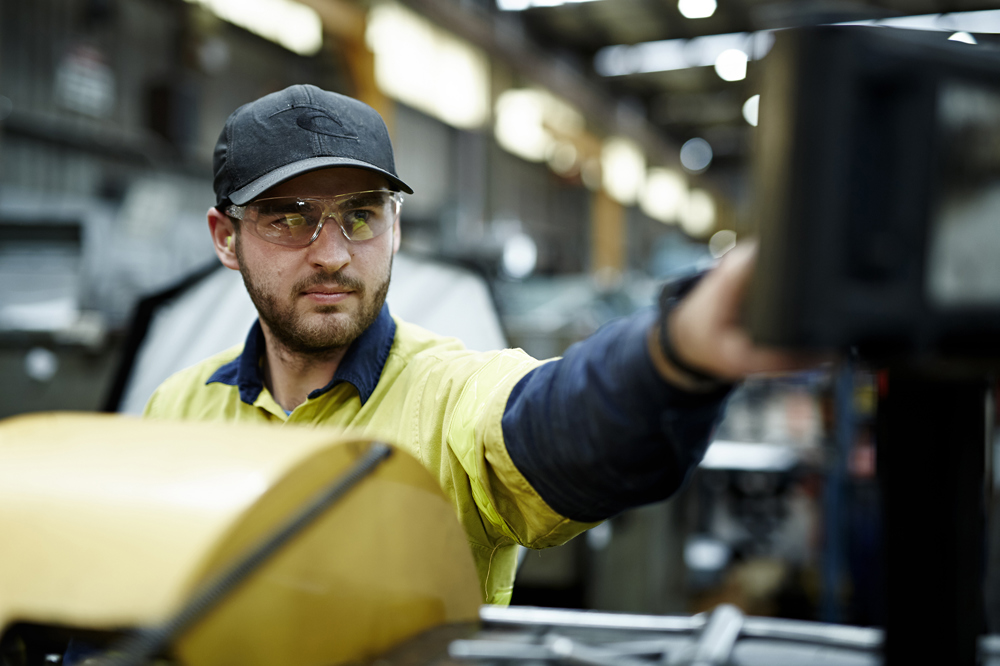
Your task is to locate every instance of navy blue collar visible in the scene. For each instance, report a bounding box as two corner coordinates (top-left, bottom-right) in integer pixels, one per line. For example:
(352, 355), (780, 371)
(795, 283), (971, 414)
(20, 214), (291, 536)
(206, 304), (397, 406)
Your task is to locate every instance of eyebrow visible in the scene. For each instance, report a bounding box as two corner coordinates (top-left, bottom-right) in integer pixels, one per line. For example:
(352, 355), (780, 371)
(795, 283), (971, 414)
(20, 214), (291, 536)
(257, 200), (306, 213)
(338, 192), (389, 208)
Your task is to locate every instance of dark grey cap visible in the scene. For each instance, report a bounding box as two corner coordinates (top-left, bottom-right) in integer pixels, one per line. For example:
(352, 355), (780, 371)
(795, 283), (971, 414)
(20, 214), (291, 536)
(213, 84), (413, 207)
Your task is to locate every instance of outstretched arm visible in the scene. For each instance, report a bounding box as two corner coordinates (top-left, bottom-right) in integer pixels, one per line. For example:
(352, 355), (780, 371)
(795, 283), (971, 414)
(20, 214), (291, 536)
(502, 241), (825, 524)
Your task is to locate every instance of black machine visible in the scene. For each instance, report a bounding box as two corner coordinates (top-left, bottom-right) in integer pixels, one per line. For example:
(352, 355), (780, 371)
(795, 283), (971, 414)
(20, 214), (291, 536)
(748, 26), (1000, 666)
(748, 26), (1000, 361)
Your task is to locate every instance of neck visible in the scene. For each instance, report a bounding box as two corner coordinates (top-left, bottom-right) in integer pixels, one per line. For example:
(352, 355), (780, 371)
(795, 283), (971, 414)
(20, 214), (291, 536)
(259, 326), (350, 412)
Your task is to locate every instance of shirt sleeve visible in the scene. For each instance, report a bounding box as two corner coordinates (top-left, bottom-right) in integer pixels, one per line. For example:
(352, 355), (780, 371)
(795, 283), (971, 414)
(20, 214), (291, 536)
(501, 308), (731, 523)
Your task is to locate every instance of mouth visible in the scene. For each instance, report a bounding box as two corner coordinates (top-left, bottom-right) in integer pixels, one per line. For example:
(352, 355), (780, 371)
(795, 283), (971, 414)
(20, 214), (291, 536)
(301, 285), (355, 304)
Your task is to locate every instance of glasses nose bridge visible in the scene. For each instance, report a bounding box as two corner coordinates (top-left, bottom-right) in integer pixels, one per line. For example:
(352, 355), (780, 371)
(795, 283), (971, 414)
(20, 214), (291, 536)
(309, 201), (350, 245)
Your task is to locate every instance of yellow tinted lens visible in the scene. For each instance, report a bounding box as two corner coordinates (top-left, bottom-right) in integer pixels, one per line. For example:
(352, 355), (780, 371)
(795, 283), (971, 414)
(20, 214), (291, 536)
(337, 192), (394, 241)
(347, 214), (375, 240)
(250, 200), (321, 245)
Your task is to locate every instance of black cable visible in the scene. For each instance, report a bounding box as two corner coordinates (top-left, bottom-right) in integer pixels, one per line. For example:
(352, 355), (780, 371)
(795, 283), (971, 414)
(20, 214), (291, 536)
(95, 441), (393, 666)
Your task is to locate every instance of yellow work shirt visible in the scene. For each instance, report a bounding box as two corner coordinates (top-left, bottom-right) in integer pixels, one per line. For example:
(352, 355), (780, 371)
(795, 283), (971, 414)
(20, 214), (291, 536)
(144, 306), (594, 604)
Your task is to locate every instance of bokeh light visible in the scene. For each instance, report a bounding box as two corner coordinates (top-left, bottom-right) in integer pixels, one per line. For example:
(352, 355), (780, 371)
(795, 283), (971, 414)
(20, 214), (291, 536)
(714, 49), (748, 82)
(742, 94), (760, 126)
(680, 188), (716, 237)
(601, 137), (646, 205)
(678, 0), (717, 20)
(679, 137), (713, 174)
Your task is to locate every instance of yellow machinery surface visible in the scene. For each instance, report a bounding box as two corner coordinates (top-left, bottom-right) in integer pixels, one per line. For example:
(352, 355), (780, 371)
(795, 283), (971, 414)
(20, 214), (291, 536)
(0, 413), (482, 665)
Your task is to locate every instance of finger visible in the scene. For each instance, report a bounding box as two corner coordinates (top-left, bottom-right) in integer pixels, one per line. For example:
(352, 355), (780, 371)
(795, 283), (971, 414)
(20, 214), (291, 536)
(699, 240), (758, 326)
(720, 333), (836, 376)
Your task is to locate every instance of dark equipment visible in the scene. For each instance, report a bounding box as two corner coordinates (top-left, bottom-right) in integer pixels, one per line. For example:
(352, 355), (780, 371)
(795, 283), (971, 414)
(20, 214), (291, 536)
(747, 26), (999, 666)
(748, 26), (1000, 360)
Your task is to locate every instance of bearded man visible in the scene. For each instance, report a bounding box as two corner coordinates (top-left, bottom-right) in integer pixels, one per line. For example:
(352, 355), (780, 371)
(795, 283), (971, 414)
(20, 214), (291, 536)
(145, 84), (807, 604)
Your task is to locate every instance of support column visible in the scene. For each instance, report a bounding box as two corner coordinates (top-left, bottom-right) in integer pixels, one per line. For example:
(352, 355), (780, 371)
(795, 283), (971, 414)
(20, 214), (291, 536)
(591, 189), (625, 279)
(876, 370), (988, 666)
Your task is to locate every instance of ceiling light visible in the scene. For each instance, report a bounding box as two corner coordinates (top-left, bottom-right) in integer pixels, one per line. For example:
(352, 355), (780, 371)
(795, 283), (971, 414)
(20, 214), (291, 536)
(495, 90), (551, 162)
(938, 10), (1000, 32)
(678, 0), (716, 19)
(679, 189), (716, 238)
(833, 10), (1000, 33)
(595, 32), (771, 77)
(742, 94), (760, 126)
(367, 3), (489, 130)
(949, 31), (977, 44)
(679, 138), (712, 174)
(185, 0), (322, 56)
(494, 88), (584, 164)
(641, 168), (687, 224)
(714, 49), (748, 81)
(497, 0), (601, 9)
(548, 142), (579, 175)
(601, 137), (646, 206)
(597, 9), (1000, 79)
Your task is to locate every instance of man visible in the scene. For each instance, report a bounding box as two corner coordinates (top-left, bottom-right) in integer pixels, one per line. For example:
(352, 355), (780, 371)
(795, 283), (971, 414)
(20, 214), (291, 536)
(145, 84), (805, 604)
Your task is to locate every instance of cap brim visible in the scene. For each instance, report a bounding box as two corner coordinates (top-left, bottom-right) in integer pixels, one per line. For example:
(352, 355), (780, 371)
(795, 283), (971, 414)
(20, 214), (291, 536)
(228, 156), (413, 205)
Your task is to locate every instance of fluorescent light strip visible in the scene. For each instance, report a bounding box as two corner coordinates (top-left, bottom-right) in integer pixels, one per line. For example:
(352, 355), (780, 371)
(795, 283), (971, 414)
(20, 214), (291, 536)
(367, 3), (490, 130)
(596, 32), (774, 76)
(596, 9), (1000, 77)
(840, 10), (1000, 33)
(185, 0), (323, 57)
(498, 0), (601, 9)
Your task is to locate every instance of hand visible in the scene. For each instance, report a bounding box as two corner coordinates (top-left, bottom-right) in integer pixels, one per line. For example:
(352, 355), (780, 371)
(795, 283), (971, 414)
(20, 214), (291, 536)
(649, 241), (832, 390)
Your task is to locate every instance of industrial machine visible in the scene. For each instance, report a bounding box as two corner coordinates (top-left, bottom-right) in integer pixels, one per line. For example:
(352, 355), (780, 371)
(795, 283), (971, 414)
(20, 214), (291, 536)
(747, 25), (1000, 666)
(0, 413), (481, 665)
(748, 26), (1000, 361)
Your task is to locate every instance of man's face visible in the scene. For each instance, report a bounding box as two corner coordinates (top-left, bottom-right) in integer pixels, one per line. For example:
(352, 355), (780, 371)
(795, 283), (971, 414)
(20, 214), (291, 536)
(233, 168), (400, 356)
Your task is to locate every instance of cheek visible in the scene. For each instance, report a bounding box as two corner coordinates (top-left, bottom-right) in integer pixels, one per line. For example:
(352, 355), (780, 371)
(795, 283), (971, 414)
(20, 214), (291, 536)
(243, 245), (294, 288)
(374, 239), (395, 271)
(355, 237), (393, 266)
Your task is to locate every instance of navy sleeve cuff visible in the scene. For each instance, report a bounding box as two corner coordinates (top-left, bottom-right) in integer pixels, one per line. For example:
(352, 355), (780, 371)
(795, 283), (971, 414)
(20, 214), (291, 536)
(501, 309), (731, 523)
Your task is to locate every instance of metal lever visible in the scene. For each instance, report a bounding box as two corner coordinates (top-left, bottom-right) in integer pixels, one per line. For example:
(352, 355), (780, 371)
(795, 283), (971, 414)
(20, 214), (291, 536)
(544, 633), (658, 666)
(449, 633), (664, 666)
(683, 604), (744, 666)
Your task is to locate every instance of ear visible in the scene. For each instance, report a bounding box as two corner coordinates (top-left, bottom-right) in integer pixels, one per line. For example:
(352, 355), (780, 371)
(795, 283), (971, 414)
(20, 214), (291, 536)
(391, 213), (401, 256)
(208, 207), (240, 270)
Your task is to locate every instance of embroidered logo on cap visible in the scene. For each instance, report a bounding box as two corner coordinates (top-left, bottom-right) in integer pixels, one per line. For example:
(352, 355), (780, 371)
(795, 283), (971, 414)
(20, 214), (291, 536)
(293, 108), (359, 140)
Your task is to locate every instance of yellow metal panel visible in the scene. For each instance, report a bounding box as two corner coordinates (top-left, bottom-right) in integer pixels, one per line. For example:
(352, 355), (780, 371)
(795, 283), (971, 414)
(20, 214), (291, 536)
(0, 413), (481, 665)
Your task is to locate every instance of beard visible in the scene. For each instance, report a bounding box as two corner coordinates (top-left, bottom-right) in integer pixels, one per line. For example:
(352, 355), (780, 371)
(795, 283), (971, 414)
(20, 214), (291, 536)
(236, 237), (391, 357)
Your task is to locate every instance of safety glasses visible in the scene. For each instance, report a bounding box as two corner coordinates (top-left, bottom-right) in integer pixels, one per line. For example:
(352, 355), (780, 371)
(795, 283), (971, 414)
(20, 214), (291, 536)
(226, 190), (402, 247)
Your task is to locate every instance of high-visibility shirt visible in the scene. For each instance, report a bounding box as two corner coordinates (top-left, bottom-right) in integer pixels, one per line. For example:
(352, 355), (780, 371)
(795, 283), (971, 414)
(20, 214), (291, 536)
(144, 305), (593, 604)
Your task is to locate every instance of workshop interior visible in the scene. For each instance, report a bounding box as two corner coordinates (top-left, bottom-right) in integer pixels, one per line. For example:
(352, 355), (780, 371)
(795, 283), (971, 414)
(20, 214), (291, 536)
(3, 0), (1000, 664)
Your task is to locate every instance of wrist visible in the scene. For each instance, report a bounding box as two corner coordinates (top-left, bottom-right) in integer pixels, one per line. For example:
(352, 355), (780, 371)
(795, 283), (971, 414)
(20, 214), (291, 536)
(655, 274), (734, 394)
(647, 325), (709, 392)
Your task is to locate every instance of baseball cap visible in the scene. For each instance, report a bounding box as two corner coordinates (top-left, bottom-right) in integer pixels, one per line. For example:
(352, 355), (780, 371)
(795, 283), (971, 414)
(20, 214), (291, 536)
(212, 84), (413, 207)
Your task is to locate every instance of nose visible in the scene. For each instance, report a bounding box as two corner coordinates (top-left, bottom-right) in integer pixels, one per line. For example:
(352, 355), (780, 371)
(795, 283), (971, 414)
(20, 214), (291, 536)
(303, 214), (352, 272)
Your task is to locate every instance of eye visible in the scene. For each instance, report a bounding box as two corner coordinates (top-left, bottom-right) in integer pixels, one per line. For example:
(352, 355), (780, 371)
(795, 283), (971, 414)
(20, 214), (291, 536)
(255, 201), (319, 235)
(277, 214), (308, 229)
(344, 210), (374, 240)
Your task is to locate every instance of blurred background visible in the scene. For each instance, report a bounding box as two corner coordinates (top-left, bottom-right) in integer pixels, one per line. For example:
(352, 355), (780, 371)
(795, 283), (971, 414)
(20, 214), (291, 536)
(3, 0), (1000, 631)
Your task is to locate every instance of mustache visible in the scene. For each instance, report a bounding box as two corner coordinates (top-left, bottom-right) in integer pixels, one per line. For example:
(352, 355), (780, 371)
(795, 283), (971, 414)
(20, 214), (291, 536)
(293, 271), (365, 294)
